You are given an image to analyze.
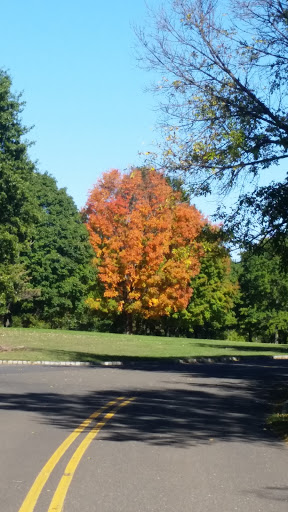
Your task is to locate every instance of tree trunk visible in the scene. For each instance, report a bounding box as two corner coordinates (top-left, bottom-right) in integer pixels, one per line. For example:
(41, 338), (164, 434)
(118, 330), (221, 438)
(274, 329), (279, 344)
(3, 312), (12, 327)
(125, 313), (133, 335)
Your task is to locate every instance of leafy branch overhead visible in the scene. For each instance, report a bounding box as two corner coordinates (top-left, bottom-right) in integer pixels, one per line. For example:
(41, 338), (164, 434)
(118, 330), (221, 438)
(137, 0), (288, 192)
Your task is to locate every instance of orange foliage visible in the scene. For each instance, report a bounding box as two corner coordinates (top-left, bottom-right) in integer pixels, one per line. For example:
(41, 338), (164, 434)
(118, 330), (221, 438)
(85, 168), (205, 319)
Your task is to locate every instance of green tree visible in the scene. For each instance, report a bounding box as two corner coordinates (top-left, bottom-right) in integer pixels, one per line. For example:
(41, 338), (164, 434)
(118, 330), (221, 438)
(16, 172), (96, 329)
(136, 0), (288, 252)
(238, 246), (288, 343)
(0, 71), (97, 328)
(163, 226), (238, 337)
(0, 71), (38, 318)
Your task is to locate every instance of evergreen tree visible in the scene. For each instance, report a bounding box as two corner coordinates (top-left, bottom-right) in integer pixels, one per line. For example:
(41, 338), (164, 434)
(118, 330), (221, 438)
(0, 71), (96, 328)
(0, 70), (38, 319)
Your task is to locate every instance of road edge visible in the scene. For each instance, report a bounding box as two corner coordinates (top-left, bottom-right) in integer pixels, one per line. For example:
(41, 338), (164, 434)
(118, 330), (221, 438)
(1, 355), (288, 367)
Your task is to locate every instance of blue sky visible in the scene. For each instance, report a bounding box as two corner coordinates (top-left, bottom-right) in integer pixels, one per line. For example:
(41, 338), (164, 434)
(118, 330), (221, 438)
(1, 1), (162, 206)
(1, 0), (286, 220)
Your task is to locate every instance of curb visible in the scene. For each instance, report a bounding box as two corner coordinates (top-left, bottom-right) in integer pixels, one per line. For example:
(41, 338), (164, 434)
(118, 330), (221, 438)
(179, 355), (288, 363)
(0, 355), (288, 367)
(179, 356), (240, 364)
(0, 360), (123, 367)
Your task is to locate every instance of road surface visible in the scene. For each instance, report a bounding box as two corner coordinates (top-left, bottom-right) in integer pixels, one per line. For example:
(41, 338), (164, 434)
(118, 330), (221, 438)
(1, 360), (288, 511)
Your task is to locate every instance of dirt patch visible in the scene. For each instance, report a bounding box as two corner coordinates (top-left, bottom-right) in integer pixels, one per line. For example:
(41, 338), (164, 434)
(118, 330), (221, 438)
(0, 345), (27, 352)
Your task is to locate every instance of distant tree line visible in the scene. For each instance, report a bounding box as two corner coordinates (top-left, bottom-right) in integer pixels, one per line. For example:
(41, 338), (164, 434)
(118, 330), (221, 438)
(1, 70), (287, 342)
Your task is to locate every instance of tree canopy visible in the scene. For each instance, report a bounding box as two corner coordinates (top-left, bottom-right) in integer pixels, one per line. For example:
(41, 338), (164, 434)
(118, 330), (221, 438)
(0, 70), (95, 327)
(16, 172), (95, 328)
(0, 70), (38, 316)
(136, 0), (288, 251)
(84, 168), (205, 331)
(2, 66), (286, 341)
(179, 227), (238, 337)
(237, 244), (288, 343)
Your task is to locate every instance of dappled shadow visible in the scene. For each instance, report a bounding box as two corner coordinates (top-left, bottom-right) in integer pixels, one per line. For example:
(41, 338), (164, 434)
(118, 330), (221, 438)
(1, 361), (288, 447)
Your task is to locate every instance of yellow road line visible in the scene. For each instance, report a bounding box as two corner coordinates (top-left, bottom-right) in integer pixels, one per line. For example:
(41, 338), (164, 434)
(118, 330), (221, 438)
(18, 397), (126, 512)
(48, 397), (135, 512)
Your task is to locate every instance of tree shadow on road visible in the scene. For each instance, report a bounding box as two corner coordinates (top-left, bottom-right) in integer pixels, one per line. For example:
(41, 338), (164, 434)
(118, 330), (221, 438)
(0, 361), (287, 447)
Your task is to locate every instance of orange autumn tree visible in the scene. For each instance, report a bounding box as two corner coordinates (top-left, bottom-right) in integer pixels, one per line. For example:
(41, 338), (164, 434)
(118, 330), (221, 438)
(84, 168), (205, 331)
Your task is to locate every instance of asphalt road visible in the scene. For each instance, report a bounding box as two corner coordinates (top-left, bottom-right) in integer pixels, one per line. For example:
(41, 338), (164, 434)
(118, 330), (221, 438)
(1, 360), (288, 512)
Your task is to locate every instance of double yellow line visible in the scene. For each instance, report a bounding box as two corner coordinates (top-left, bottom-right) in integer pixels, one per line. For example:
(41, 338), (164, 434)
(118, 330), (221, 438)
(18, 396), (135, 512)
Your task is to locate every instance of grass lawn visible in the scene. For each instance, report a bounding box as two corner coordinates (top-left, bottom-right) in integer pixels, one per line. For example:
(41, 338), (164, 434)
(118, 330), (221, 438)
(266, 385), (288, 442)
(267, 413), (288, 441)
(0, 327), (288, 363)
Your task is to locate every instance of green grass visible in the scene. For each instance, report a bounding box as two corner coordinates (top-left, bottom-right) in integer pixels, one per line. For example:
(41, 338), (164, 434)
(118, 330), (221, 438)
(266, 384), (288, 441)
(267, 413), (288, 441)
(0, 327), (288, 363)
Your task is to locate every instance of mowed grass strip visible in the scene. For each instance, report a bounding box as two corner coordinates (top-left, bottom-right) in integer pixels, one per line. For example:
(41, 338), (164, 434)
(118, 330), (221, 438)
(267, 413), (288, 441)
(0, 327), (288, 363)
(266, 384), (288, 441)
